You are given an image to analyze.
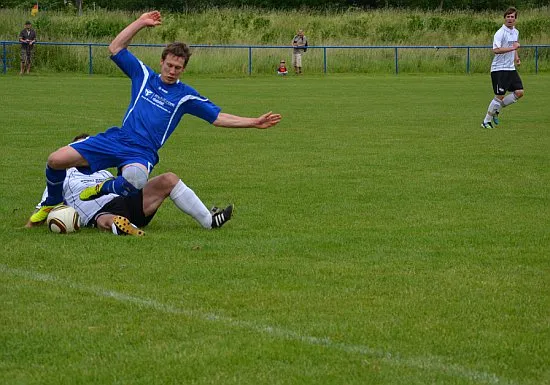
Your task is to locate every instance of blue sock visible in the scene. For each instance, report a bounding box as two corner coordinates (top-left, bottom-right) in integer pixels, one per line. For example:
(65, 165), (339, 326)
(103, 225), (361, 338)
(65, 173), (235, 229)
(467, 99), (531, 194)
(100, 176), (140, 197)
(43, 165), (66, 206)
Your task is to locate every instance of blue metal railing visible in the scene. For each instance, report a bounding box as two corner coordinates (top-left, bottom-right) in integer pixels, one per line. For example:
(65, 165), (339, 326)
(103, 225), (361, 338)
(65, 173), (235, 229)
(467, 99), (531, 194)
(2, 41), (549, 75)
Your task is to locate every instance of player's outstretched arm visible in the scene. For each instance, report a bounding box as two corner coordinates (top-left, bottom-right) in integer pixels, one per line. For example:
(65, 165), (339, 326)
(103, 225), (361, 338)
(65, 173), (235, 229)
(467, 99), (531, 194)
(212, 112), (282, 129)
(109, 11), (162, 56)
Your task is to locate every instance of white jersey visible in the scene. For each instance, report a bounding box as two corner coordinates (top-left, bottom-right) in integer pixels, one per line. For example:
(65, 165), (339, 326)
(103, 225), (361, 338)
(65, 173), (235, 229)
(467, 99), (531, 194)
(37, 168), (118, 226)
(491, 24), (519, 72)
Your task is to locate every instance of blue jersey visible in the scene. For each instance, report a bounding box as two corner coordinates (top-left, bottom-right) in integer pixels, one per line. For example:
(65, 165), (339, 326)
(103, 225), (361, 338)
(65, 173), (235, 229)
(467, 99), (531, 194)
(71, 49), (222, 173)
(112, 48), (221, 151)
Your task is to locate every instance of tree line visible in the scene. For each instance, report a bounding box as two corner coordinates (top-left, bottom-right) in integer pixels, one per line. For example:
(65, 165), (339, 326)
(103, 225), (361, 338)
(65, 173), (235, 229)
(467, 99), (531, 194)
(2, 0), (548, 11)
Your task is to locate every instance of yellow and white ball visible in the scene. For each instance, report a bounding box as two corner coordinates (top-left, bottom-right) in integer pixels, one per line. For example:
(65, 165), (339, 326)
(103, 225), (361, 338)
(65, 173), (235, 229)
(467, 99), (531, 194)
(46, 205), (81, 234)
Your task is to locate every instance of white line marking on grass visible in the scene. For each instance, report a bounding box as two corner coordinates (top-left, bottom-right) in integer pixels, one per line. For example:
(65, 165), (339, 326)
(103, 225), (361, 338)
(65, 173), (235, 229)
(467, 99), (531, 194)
(1, 264), (515, 385)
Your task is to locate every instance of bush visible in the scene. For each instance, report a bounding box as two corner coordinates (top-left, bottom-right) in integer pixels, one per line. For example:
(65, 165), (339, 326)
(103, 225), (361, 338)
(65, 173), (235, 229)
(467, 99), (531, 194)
(469, 19), (500, 35)
(520, 17), (550, 40)
(376, 24), (406, 43)
(407, 15), (424, 32)
(427, 16), (443, 31)
(84, 17), (127, 39)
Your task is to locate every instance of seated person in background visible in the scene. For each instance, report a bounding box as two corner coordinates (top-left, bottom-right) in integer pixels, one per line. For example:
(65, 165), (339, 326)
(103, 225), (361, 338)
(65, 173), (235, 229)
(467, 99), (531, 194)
(277, 60), (288, 76)
(27, 134), (233, 236)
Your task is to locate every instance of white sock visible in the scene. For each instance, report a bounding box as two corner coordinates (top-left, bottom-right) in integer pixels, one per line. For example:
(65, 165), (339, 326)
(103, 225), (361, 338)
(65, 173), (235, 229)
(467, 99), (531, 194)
(488, 97), (503, 114)
(484, 98), (504, 123)
(502, 93), (518, 107)
(169, 180), (212, 228)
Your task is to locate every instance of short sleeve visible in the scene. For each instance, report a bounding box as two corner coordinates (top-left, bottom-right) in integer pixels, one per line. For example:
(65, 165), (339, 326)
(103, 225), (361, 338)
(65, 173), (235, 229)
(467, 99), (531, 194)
(493, 29), (503, 49)
(180, 87), (221, 124)
(111, 48), (147, 79)
(185, 97), (221, 124)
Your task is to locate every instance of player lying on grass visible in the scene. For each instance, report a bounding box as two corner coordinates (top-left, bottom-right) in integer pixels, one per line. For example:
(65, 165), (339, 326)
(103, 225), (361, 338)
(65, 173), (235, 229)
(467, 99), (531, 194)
(29, 10), (281, 225)
(27, 135), (233, 236)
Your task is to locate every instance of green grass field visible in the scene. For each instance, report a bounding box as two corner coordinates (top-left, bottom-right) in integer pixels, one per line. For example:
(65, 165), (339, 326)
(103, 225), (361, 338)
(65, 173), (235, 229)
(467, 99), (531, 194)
(0, 73), (549, 385)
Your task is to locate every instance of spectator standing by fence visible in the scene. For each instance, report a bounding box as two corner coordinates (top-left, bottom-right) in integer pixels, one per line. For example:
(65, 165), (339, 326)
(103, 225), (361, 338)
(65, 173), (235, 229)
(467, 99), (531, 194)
(481, 7), (524, 129)
(292, 29), (308, 75)
(19, 21), (36, 75)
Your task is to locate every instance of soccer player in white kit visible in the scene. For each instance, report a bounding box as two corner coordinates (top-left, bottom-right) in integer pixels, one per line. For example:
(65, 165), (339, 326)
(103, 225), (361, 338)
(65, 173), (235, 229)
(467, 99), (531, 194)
(29, 11), (281, 226)
(481, 7), (524, 129)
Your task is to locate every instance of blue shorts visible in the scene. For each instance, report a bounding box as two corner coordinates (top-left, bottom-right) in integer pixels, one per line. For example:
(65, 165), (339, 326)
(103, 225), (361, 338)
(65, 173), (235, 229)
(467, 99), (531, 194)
(70, 127), (159, 173)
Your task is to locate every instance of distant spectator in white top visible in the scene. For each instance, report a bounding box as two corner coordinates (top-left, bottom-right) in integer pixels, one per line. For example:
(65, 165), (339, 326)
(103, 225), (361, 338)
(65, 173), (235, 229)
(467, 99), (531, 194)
(481, 7), (524, 129)
(291, 29), (308, 75)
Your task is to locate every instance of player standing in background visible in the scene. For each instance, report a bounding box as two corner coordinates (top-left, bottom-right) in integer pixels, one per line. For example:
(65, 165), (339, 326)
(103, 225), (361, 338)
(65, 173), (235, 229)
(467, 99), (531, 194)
(29, 10), (281, 226)
(481, 7), (524, 129)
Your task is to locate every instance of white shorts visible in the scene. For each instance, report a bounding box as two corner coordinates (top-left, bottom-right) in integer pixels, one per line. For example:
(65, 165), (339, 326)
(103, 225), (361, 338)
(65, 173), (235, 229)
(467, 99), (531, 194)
(292, 53), (302, 67)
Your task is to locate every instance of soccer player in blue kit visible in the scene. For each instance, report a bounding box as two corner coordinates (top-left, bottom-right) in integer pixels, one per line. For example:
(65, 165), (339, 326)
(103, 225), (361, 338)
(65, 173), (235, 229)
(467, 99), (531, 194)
(29, 11), (282, 227)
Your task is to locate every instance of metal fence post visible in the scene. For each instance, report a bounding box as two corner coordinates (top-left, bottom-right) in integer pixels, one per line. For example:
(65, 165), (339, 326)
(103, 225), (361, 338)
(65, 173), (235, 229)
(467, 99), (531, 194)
(89, 44), (93, 75)
(248, 46), (252, 75)
(535, 46), (539, 74)
(394, 47), (398, 75)
(323, 47), (327, 74)
(2, 42), (6, 74)
(466, 47), (470, 74)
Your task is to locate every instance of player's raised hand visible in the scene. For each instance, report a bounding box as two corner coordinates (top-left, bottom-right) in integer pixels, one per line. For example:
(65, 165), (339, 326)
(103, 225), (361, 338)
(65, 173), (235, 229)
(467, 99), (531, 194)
(255, 111), (282, 129)
(139, 11), (162, 27)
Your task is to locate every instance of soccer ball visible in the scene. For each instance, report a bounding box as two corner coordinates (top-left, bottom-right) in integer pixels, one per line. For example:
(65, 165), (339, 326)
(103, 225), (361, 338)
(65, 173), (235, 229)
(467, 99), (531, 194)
(47, 205), (81, 234)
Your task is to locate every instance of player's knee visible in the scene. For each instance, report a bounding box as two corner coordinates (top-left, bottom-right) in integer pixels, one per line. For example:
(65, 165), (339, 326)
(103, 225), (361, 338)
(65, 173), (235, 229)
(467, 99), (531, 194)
(160, 172), (179, 189)
(47, 150), (66, 169)
(151, 172), (180, 197)
(122, 164), (149, 190)
(515, 90), (524, 99)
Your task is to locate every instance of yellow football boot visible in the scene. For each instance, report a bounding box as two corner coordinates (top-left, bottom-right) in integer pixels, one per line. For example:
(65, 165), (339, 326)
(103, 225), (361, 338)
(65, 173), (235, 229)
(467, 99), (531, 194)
(112, 216), (145, 237)
(29, 205), (57, 224)
(79, 177), (114, 201)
